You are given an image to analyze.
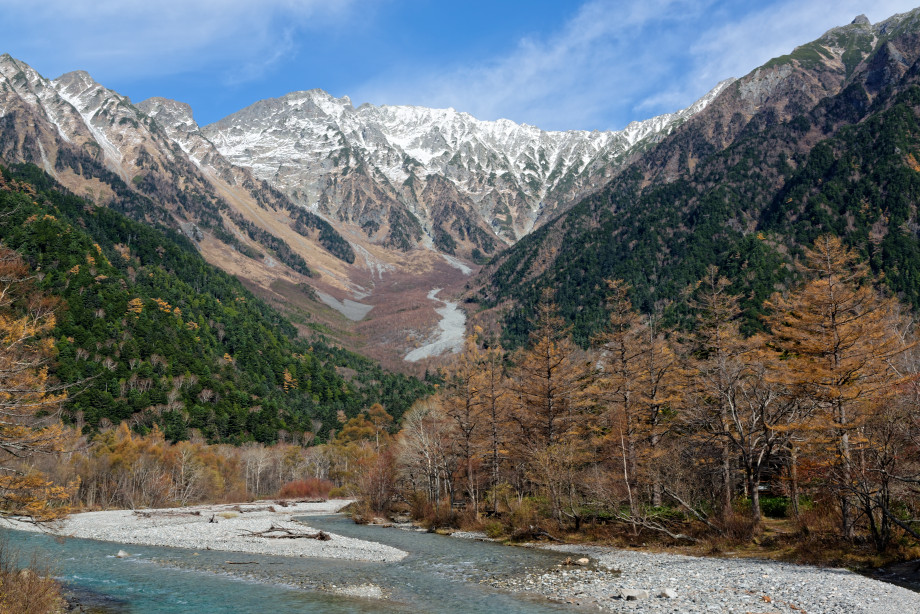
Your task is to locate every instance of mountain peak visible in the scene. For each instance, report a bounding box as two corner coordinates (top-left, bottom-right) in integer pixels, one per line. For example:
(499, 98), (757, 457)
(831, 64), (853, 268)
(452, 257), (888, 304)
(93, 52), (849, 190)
(137, 97), (196, 126)
(852, 14), (870, 26)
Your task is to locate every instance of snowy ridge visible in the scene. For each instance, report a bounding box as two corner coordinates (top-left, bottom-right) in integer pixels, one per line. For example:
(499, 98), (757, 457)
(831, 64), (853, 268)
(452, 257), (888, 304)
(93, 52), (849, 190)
(203, 81), (730, 244)
(0, 52), (731, 258)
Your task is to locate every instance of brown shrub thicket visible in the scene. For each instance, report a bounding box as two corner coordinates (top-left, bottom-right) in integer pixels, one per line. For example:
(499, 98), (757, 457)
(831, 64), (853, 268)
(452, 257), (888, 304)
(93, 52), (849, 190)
(278, 478), (333, 499)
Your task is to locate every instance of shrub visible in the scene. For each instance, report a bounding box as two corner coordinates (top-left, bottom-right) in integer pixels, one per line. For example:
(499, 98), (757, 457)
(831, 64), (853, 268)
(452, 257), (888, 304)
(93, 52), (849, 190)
(278, 478), (333, 500)
(0, 538), (65, 614)
(484, 520), (505, 539)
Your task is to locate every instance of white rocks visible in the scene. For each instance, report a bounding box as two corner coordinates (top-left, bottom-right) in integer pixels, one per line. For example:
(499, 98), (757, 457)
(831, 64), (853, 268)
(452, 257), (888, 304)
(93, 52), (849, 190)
(115, 550), (129, 558)
(659, 588), (678, 598)
(510, 544), (920, 614)
(329, 583), (385, 599)
(2, 500), (408, 563)
(575, 557), (590, 566)
(620, 588), (649, 600)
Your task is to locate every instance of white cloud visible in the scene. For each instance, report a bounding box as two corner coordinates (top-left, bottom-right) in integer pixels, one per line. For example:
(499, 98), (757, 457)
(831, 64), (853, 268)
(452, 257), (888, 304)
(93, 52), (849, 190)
(5, 0), (919, 131)
(354, 0), (920, 131)
(352, 0), (718, 131)
(0, 0), (355, 81)
(638, 0), (920, 116)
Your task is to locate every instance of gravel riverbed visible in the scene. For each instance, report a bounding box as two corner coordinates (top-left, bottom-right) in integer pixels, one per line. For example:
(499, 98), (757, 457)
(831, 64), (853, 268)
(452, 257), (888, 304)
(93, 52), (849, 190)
(486, 544), (920, 613)
(1, 500), (406, 563)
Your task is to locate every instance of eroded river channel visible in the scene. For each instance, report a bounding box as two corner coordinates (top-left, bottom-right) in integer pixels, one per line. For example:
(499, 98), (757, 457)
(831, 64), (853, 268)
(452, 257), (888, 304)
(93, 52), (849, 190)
(4, 515), (572, 613)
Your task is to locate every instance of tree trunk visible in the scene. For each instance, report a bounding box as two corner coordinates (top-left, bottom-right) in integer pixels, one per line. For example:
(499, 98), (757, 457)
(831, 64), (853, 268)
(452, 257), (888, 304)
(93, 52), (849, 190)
(722, 442), (733, 517)
(789, 445), (800, 520)
(748, 468), (762, 524)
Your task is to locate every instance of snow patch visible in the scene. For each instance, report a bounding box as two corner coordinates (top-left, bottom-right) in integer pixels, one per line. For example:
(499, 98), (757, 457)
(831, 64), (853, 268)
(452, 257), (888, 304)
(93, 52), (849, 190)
(353, 244), (394, 280)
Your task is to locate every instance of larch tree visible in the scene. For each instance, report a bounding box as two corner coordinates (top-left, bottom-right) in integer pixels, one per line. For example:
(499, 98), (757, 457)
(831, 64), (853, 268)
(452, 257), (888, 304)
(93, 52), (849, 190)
(475, 340), (509, 515)
(508, 291), (591, 526)
(767, 235), (908, 540)
(686, 266), (801, 524)
(441, 335), (486, 513)
(0, 245), (73, 521)
(591, 280), (647, 515)
(634, 306), (681, 508)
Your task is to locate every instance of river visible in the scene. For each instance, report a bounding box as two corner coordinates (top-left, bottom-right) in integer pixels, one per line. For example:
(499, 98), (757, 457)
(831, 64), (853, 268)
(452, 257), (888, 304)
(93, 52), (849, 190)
(2, 515), (571, 613)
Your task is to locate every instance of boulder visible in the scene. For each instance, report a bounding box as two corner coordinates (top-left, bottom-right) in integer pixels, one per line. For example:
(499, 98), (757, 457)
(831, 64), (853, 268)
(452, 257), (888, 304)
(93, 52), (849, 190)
(575, 557), (590, 566)
(660, 588), (678, 599)
(620, 588), (649, 600)
(116, 550), (129, 558)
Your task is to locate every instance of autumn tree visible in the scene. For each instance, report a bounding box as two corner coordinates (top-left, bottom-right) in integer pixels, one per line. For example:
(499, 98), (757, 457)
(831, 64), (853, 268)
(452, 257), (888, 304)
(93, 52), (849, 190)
(685, 267), (801, 524)
(396, 398), (460, 507)
(591, 280), (648, 514)
(441, 335), (486, 513)
(476, 340), (509, 515)
(0, 246), (73, 521)
(632, 305), (681, 508)
(508, 292), (591, 525)
(767, 236), (909, 539)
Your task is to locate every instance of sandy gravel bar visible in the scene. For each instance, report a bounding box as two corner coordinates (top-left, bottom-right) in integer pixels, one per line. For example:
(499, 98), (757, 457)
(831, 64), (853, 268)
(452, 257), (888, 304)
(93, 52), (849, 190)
(495, 544), (920, 614)
(2, 500), (407, 562)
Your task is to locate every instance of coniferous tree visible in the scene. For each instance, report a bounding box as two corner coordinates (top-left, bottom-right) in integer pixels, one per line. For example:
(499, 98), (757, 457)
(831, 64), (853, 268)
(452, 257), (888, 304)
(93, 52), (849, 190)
(767, 235), (909, 539)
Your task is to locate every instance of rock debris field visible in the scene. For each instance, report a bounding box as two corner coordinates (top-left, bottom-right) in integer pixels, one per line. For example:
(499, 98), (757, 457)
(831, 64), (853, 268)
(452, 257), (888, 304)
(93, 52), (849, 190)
(490, 544), (920, 613)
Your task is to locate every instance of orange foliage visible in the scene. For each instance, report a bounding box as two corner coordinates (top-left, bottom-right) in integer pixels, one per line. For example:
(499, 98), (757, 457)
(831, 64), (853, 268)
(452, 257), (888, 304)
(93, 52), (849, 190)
(278, 478), (332, 499)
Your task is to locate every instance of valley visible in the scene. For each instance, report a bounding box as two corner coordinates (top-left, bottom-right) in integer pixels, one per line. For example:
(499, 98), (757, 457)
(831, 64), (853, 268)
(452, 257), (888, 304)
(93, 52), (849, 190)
(4, 7), (920, 614)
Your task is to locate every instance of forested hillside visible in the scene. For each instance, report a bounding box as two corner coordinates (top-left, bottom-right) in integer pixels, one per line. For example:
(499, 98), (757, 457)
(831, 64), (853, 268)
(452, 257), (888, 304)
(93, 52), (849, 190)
(476, 12), (920, 347)
(0, 164), (431, 443)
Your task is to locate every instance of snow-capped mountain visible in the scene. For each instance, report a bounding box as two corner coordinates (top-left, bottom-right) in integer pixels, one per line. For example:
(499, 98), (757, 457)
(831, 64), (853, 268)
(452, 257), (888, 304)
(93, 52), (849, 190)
(0, 50), (729, 264)
(202, 81), (733, 256)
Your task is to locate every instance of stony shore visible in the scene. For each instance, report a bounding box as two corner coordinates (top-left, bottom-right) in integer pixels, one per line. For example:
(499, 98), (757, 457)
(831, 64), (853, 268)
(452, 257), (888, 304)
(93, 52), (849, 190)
(1, 500), (407, 563)
(486, 543), (920, 614)
(5, 505), (919, 612)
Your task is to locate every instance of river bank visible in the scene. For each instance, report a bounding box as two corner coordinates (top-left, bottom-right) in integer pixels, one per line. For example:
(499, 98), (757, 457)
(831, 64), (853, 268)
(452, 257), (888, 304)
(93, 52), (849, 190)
(5, 504), (920, 613)
(0, 500), (406, 563)
(479, 541), (920, 614)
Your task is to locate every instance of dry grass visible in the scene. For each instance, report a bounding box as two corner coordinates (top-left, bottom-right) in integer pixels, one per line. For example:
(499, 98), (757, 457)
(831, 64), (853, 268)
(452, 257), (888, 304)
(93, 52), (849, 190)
(0, 539), (65, 614)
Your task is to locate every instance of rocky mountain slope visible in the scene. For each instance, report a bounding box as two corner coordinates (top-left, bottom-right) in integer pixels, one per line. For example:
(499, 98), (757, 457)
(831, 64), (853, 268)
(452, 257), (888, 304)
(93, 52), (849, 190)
(202, 84), (731, 258)
(476, 10), (920, 345)
(0, 50), (727, 367)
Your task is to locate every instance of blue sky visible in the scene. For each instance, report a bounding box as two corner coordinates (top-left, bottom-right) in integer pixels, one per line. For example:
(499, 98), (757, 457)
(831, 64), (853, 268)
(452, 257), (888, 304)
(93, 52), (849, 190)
(2, 1), (919, 131)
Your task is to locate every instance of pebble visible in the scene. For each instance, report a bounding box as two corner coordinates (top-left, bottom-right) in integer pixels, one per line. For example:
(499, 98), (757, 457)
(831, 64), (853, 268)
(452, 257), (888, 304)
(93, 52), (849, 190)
(483, 544), (920, 613)
(1, 500), (407, 563)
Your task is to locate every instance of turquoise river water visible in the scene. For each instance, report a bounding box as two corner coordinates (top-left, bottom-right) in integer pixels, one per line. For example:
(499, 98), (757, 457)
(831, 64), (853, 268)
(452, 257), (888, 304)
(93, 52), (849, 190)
(2, 514), (573, 613)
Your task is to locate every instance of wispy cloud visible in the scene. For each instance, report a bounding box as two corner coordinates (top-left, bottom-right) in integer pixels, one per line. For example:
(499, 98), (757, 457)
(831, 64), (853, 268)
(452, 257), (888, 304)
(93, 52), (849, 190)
(0, 0), (355, 82)
(642, 0), (920, 117)
(353, 0), (717, 130)
(4, 0), (919, 131)
(354, 0), (920, 131)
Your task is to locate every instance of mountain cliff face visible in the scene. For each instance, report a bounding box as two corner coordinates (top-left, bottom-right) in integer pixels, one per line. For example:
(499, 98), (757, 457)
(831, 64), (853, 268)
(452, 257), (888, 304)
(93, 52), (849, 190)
(477, 9), (920, 346)
(201, 84), (731, 257)
(0, 50), (725, 280)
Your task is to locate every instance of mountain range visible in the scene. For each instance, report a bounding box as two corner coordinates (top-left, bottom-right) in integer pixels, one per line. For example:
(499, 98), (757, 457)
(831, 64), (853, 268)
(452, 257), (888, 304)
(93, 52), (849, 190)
(4, 8), (920, 365)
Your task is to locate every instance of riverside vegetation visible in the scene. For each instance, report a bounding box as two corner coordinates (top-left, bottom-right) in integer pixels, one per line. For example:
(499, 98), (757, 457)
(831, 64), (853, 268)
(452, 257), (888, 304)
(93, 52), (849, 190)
(378, 235), (920, 572)
(1, 179), (920, 607)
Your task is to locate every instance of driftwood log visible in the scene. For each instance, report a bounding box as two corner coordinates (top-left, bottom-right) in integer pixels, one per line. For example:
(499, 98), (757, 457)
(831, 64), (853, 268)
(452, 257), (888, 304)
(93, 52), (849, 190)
(133, 510), (201, 518)
(242, 524), (331, 541)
